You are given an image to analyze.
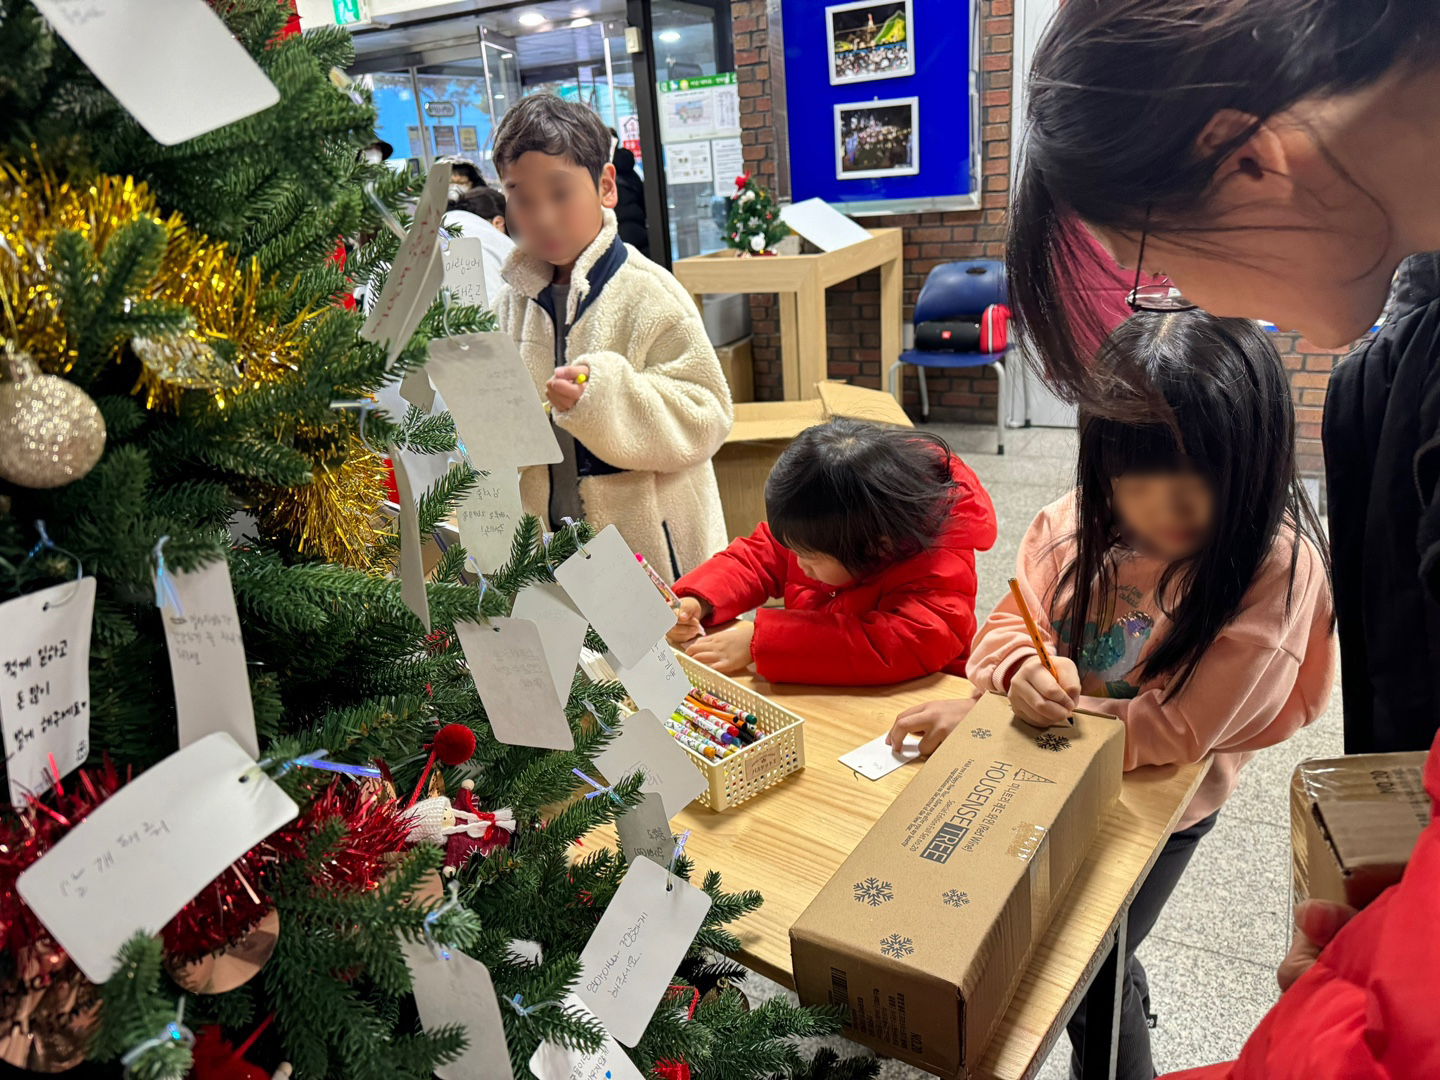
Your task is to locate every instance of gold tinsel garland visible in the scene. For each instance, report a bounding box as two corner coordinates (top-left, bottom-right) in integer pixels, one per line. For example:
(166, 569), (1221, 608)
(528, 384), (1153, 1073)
(0, 161), (388, 567)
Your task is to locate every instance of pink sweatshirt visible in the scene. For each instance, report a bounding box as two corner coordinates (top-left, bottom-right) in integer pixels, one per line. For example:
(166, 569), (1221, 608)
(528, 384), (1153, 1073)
(967, 493), (1336, 830)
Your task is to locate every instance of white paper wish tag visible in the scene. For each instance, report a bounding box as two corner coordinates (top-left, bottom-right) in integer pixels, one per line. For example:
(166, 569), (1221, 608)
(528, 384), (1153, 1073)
(455, 617), (573, 750)
(18, 733), (297, 983)
(391, 450), (431, 632)
(615, 792), (676, 869)
(528, 995), (644, 1080)
(458, 470), (525, 575)
(31, 0), (279, 146)
(443, 235), (489, 310)
(399, 367), (437, 414)
(838, 733), (922, 781)
(425, 334), (561, 469)
(553, 527), (675, 668)
(400, 939), (515, 1080)
(157, 559), (258, 759)
(0, 578), (96, 806)
(605, 642), (688, 721)
(362, 163), (449, 361)
(510, 584), (588, 702)
(593, 710), (703, 820)
(575, 855), (711, 1046)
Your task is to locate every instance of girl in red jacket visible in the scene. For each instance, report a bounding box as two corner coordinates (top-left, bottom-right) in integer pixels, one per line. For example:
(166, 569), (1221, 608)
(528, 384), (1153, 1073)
(668, 418), (997, 685)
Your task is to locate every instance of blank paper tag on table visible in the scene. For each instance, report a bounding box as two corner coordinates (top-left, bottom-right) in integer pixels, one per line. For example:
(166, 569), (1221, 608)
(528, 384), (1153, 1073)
(391, 450), (431, 632)
(454, 617), (573, 750)
(30, 0), (279, 146)
(528, 995), (644, 1080)
(399, 939), (515, 1080)
(17, 732), (297, 983)
(509, 584), (588, 702)
(838, 733), (922, 780)
(457, 469), (524, 575)
(362, 163), (449, 360)
(575, 855), (711, 1046)
(593, 710), (704, 820)
(157, 560), (258, 760)
(442, 235), (489, 310)
(425, 334), (560, 468)
(616, 792), (677, 868)
(553, 526), (675, 668)
(0, 578), (96, 806)
(605, 641), (689, 720)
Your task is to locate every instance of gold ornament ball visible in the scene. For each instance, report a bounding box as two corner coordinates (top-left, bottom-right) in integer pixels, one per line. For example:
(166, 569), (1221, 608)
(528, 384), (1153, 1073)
(0, 352), (106, 489)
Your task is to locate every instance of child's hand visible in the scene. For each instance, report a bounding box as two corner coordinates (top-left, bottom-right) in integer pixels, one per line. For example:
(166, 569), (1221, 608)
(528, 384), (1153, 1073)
(685, 621), (755, 674)
(667, 596), (708, 645)
(545, 364), (591, 412)
(1277, 899), (1357, 992)
(887, 697), (978, 756)
(1009, 654), (1082, 727)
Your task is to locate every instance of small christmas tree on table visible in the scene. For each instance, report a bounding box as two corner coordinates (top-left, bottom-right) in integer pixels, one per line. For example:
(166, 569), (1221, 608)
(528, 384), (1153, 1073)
(0, 2), (874, 1078)
(725, 173), (790, 256)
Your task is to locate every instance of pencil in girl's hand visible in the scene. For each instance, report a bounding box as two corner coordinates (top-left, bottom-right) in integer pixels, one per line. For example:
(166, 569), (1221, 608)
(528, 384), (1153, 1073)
(637, 553), (706, 637)
(1008, 577), (1074, 726)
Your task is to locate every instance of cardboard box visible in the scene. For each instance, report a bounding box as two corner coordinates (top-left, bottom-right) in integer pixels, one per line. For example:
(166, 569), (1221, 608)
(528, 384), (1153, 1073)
(714, 382), (912, 541)
(716, 336), (755, 404)
(1290, 751), (1430, 910)
(791, 695), (1124, 1078)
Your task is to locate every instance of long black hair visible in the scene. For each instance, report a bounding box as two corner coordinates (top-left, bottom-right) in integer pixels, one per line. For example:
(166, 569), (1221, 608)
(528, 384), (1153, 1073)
(1008, 0), (1440, 414)
(1053, 311), (1329, 697)
(765, 418), (957, 579)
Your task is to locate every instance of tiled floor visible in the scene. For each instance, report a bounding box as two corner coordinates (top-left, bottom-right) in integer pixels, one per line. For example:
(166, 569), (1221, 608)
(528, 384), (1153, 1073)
(745, 424), (1343, 1079)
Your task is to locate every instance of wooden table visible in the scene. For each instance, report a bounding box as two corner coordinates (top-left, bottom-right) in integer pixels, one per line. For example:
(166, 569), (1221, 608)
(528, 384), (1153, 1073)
(672, 229), (904, 402)
(593, 673), (1209, 1079)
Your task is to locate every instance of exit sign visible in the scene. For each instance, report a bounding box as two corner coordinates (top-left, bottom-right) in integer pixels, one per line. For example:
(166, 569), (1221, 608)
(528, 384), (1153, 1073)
(332, 0), (366, 24)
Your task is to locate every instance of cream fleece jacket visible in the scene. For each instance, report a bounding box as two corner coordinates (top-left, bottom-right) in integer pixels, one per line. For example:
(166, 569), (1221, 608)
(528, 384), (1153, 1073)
(493, 210), (733, 581)
(967, 493), (1336, 829)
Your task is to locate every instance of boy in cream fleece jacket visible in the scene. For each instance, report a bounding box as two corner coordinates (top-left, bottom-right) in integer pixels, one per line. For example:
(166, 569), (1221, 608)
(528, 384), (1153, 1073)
(490, 94), (733, 581)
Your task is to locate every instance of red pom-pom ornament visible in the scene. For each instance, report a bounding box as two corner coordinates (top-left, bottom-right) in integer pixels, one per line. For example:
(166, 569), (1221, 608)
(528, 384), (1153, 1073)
(406, 724), (477, 808)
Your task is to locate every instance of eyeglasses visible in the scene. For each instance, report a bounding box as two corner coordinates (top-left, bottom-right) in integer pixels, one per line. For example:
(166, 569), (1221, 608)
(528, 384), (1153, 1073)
(1126, 218), (1198, 313)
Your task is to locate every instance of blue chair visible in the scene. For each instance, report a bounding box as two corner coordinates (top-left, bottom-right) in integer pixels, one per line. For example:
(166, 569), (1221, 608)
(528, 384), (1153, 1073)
(888, 259), (1009, 454)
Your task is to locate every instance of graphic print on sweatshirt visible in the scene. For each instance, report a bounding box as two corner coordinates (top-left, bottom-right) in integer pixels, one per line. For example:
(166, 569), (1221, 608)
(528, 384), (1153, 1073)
(1053, 584), (1155, 699)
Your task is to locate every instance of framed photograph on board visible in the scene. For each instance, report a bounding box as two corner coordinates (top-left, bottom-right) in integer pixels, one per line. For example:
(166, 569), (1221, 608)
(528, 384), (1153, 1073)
(826, 0), (914, 85)
(834, 97), (920, 179)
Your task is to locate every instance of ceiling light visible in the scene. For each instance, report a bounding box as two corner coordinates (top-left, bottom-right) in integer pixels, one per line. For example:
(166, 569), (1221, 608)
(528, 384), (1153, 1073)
(518, 11), (546, 26)
(571, 6), (589, 14)
(658, 30), (680, 41)
(494, 94), (506, 100)
(501, 52), (514, 59)
(570, 16), (592, 26)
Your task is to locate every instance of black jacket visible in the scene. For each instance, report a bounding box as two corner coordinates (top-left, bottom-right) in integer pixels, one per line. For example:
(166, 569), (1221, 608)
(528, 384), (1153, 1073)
(612, 147), (649, 256)
(1325, 253), (1440, 753)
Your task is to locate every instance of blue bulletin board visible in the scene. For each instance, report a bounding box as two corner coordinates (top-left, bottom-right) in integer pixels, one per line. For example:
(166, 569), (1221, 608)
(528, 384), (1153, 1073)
(779, 0), (980, 214)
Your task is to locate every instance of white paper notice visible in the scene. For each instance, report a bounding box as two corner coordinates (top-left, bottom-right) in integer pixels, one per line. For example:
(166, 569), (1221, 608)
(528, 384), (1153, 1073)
(665, 141), (713, 186)
(362, 163), (449, 358)
(442, 235), (489, 310)
(18, 733), (297, 983)
(553, 526), (675, 668)
(425, 334), (561, 468)
(456, 469), (524, 575)
(400, 940), (515, 1080)
(31, 0), (279, 146)
(575, 855), (711, 1046)
(455, 617), (573, 750)
(615, 793), (676, 868)
(0, 578), (96, 806)
(605, 642), (689, 721)
(158, 560), (258, 760)
(779, 198), (872, 253)
(528, 995), (644, 1080)
(592, 710), (704, 821)
(391, 449), (431, 632)
(509, 584), (588, 702)
(838, 733), (922, 781)
(711, 138), (745, 189)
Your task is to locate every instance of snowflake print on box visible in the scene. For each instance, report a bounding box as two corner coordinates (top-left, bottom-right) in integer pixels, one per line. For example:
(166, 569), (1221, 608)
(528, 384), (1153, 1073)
(852, 877), (894, 906)
(970, 728), (992, 740)
(879, 933), (914, 958)
(941, 889), (970, 908)
(1037, 732), (1070, 752)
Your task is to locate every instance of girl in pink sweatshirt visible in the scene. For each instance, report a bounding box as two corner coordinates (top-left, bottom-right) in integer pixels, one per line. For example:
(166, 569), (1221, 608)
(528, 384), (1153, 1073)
(889, 311), (1336, 1080)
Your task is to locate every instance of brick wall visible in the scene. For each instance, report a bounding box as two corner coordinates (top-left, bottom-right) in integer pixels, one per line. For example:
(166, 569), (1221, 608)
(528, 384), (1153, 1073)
(732, 0), (1015, 421)
(1270, 333), (1349, 477)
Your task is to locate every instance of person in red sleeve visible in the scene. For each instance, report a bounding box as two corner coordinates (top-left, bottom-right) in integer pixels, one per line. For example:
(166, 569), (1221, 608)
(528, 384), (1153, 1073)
(668, 418), (997, 685)
(1161, 723), (1440, 1080)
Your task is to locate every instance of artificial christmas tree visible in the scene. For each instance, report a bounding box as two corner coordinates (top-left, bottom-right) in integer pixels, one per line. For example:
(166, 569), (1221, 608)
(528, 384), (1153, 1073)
(0, 2), (875, 1077)
(724, 173), (789, 256)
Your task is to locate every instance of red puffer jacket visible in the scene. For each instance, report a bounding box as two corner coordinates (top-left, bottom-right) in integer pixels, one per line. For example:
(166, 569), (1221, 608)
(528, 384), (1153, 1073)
(1163, 726), (1440, 1080)
(673, 455), (996, 685)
